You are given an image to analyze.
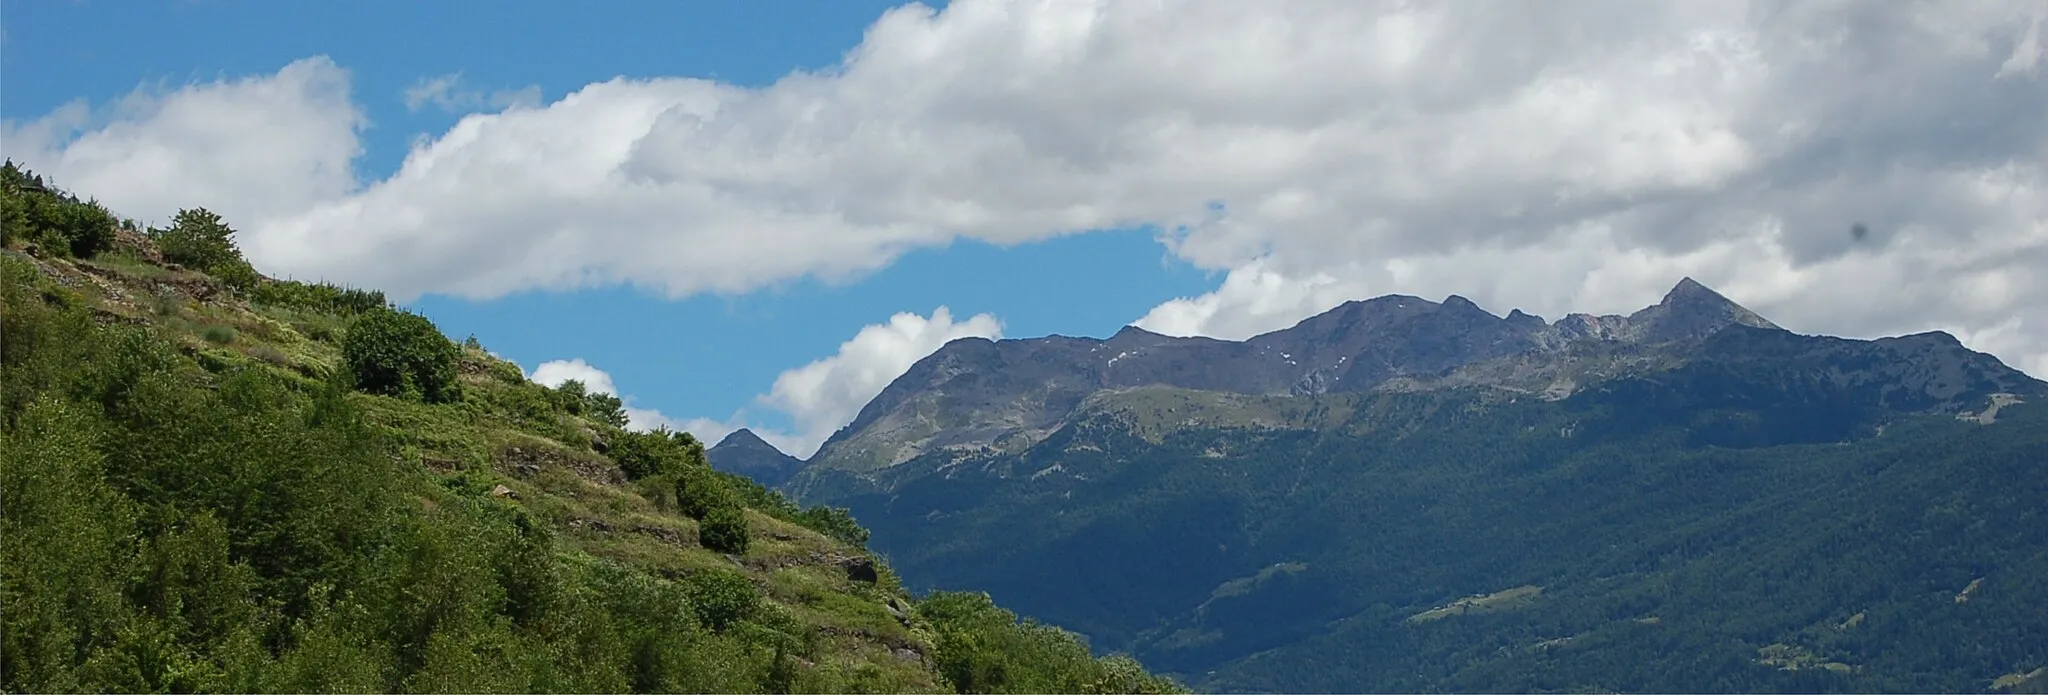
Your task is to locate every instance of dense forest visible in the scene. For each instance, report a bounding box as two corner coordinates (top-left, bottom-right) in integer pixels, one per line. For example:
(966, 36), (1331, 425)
(0, 161), (1185, 694)
(799, 369), (2048, 691)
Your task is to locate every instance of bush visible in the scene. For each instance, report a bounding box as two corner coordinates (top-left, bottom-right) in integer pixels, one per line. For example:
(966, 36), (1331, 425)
(50, 198), (118, 258)
(150, 208), (258, 291)
(0, 161), (118, 258)
(793, 506), (870, 549)
(697, 506), (751, 555)
(251, 279), (386, 315)
(340, 308), (461, 403)
(919, 592), (1189, 694)
(550, 379), (589, 415)
(711, 472), (872, 548)
(609, 427), (702, 481)
(674, 465), (739, 521)
(546, 380), (631, 428)
(201, 325), (237, 345)
(681, 569), (757, 631)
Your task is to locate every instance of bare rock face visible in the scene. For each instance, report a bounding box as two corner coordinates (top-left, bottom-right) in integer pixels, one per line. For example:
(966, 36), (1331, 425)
(797, 278), (2042, 475)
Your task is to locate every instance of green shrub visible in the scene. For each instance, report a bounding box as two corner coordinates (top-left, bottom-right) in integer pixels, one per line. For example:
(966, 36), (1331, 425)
(340, 307), (461, 403)
(793, 505), (869, 549)
(674, 465), (739, 521)
(586, 392), (628, 428)
(150, 290), (180, 318)
(681, 569), (757, 631)
(201, 325), (237, 345)
(149, 208), (258, 291)
(542, 380), (630, 428)
(50, 198), (118, 258)
(549, 379), (589, 416)
(712, 471), (871, 548)
(609, 427), (702, 481)
(251, 279), (386, 315)
(0, 161), (118, 258)
(919, 591), (1189, 694)
(697, 506), (750, 555)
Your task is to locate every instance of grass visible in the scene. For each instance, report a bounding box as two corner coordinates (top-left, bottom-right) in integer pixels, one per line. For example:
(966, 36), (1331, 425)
(1993, 666), (2045, 691)
(1407, 585), (1544, 623)
(201, 324), (237, 344)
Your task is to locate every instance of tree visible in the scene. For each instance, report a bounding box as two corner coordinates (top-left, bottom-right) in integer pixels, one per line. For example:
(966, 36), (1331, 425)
(149, 208), (257, 290)
(340, 308), (462, 403)
(610, 427), (703, 481)
(0, 161), (118, 258)
(586, 392), (628, 428)
(49, 198), (118, 258)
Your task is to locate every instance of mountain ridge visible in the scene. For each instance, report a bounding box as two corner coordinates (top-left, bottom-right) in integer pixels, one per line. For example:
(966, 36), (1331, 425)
(786, 278), (2032, 476)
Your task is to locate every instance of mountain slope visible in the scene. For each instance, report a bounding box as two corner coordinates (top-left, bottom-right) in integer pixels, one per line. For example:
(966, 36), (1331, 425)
(709, 428), (807, 488)
(787, 278), (2048, 692)
(0, 164), (1183, 694)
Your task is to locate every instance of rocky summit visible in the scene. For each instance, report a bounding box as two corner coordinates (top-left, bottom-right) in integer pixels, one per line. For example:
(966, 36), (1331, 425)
(706, 427), (806, 488)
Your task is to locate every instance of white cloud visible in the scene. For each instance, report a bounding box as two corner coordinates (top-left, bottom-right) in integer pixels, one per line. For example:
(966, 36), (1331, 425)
(3, 1), (2044, 375)
(528, 357), (620, 396)
(402, 72), (543, 114)
(0, 56), (363, 232)
(527, 307), (1000, 457)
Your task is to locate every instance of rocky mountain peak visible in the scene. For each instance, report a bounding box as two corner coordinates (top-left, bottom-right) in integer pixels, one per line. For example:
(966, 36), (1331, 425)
(1625, 277), (1782, 343)
(1107, 324), (1180, 348)
(1505, 308), (1547, 330)
(714, 428), (775, 452)
(707, 428), (805, 487)
(1441, 294), (1484, 313)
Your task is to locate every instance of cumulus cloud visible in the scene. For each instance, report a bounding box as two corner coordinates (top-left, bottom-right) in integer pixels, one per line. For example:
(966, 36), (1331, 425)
(3, 1), (2045, 375)
(402, 72), (543, 114)
(0, 56), (363, 231)
(527, 308), (1000, 457)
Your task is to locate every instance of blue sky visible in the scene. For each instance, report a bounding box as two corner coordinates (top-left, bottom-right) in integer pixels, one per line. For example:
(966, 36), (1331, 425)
(5, 1), (2044, 452)
(1, 0), (1219, 446)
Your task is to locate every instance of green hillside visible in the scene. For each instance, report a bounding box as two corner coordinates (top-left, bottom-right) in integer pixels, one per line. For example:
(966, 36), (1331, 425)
(0, 162), (1184, 694)
(797, 370), (2048, 692)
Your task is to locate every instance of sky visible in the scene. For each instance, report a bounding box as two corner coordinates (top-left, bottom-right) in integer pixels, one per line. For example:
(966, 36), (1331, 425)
(4, 0), (2045, 457)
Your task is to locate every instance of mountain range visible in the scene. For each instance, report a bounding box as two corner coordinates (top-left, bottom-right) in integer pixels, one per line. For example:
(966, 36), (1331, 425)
(713, 278), (2048, 692)
(777, 278), (2026, 477)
